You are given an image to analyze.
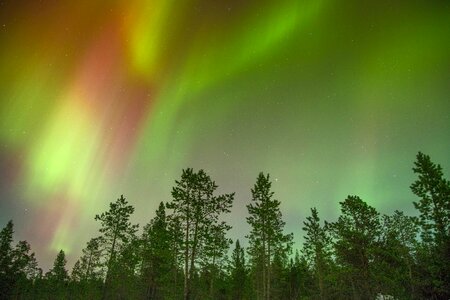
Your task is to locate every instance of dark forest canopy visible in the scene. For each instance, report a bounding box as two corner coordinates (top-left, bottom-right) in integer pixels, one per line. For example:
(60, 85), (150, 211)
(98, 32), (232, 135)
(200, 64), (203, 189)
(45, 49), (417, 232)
(0, 152), (449, 300)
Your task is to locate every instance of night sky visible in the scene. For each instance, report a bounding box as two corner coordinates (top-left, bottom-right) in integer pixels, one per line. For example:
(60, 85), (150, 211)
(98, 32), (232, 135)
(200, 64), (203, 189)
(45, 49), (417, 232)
(0, 0), (449, 270)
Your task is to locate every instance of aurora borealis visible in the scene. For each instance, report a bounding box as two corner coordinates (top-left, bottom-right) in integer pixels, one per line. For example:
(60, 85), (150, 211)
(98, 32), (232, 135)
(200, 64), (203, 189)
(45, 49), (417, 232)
(0, 0), (449, 270)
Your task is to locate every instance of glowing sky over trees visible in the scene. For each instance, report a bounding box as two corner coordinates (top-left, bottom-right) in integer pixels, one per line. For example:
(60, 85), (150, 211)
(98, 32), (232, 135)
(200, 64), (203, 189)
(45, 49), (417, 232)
(0, 0), (449, 269)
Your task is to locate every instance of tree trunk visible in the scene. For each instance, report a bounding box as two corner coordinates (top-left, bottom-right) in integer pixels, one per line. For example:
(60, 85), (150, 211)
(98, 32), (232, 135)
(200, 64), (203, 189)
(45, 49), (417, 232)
(267, 237), (271, 300)
(85, 252), (93, 280)
(184, 220), (190, 300)
(103, 229), (118, 300)
(188, 219), (200, 300)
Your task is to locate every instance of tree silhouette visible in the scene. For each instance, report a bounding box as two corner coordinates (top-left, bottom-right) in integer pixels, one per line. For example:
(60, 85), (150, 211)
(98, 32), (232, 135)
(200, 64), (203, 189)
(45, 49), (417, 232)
(302, 207), (332, 299)
(0, 220), (14, 299)
(95, 194), (138, 298)
(141, 202), (173, 299)
(246, 172), (293, 300)
(229, 239), (247, 300)
(1, 153), (449, 299)
(329, 195), (381, 299)
(167, 168), (234, 300)
(411, 152), (450, 299)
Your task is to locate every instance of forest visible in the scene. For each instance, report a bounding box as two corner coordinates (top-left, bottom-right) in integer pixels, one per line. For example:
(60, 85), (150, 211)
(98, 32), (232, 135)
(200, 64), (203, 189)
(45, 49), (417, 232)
(0, 152), (449, 300)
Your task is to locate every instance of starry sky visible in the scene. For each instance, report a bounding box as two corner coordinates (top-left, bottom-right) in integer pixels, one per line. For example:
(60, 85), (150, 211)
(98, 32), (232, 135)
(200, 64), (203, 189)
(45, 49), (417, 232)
(0, 0), (449, 270)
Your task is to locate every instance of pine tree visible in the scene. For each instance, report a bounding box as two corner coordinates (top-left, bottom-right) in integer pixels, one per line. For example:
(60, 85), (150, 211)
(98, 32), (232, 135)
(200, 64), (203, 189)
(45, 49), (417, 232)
(72, 237), (104, 282)
(0, 220), (14, 299)
(141, 202), (173, 299)
(229, 239), (247, 300)
(70, 237), (104, 299)
(166, 213), (185, 299)
(329, 195), (381, 299)
(47, 250), (69, 281)
(246, 172), (293, 300)
(109, 237), (141, 299)
(410, 152), (450, 299)
(45, 250), (69, 299)
(376, 211), (418, 299)
(286, 251), (314, 300)
(166, 168), (234, 300)
(201, 222), (232, 299)
(302, 207), (331, 299)
(95, 194), (138, 298)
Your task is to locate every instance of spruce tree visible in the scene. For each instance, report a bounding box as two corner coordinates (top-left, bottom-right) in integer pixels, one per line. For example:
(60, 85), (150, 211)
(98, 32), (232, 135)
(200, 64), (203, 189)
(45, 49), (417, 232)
(229, 239), (247, 300)
(246, 172), (293, 300)
(45, 250), (69, 299)
(302, 207), (331, 299)
(141, 201), (173, 299)
(46, 250), (69, 281)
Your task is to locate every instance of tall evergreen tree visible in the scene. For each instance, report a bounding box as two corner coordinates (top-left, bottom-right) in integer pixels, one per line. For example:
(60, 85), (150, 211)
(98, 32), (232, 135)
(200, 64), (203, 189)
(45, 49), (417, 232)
(329, 195), (381, 299)
(141, 202), (173, 299)
(95, 194), (138, 298)
(229, 239), (247, 300)
(302, 207), (332, 299)
(45, 250), (69, 299)
(166, 168), (234, 300)
(376, 211), (418, 299)
(72, 237), (104, 282)
(46, 250), (69, 281)
(410, 152), (450, 299)
(109, 237), (141, 299)
(246, 172), (293, 300)
(0, 220), (14, 299)
(286, 250), (314, 300)
(166, 213), (185, 299)
(201, 222), (232, 299)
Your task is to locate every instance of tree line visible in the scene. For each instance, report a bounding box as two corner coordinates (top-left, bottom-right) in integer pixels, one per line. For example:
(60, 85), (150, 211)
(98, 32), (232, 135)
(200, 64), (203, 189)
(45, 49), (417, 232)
(0, 152), (449, 299)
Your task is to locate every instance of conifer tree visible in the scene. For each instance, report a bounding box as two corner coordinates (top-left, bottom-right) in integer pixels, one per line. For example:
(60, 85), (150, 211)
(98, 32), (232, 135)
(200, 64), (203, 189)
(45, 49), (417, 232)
(410, 152), (450, 298)
(302, 207), (331, 299)
(46, 250), (69, 281)
(246, 172), (293, 300)
(95, 195), (138, 297)
(376, 211), (418, 299)
(329, 195), (381, 299)
(45, 250), (69, 299)
(141, 202), (173, 299)
(201, 222), (231, 299)
(72, 237), (104, 282)
(166, 168), (234, 300)
(0, 220), (14, 299)
(229, 239), (247, 300)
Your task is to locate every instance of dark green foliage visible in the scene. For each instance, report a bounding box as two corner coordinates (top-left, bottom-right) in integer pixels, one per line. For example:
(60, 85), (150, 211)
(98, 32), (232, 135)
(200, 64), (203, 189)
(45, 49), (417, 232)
(95, 194), (138, 299)
(0, 221), (41, 299)
(0, 220), (14, 299)
(44, 250), (69, 299)
(229, 239), (247, 300)
(1, 152), (449, 299)
(46, 250), (69, 282)
(410, 152), (450, 299)
(372, 211), (418, 299)
(329, 195), (381, 299)
(70, 237), (104, 299)
(246, 172), (293, 300)
(302, 207), (332, 299)
(141, 202), (175, 299)
(166, 168), (234, 300)
(286, 251), (315, 300)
